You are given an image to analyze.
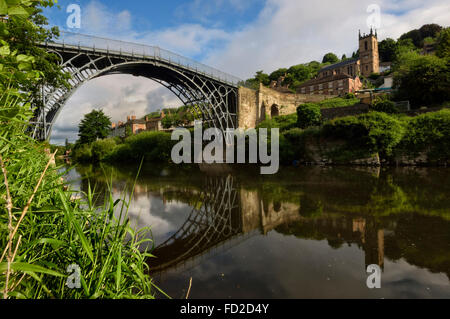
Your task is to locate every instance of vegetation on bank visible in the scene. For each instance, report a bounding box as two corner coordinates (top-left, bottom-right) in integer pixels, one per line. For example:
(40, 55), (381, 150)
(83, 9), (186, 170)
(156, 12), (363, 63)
(1, 1), (161, 299)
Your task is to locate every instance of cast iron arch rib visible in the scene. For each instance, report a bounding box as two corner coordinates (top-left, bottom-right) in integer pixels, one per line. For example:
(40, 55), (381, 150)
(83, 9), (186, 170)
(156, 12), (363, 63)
(32, 31), (241, 140)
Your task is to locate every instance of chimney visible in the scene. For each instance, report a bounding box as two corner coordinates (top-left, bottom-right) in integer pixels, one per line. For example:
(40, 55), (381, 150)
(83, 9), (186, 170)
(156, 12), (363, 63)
(132, 115), (136, 120)
(111, 123), (116, 129)
(161, 110), (165, 118)
(127, 116), (131, 122)
(145, 116), (149, 122)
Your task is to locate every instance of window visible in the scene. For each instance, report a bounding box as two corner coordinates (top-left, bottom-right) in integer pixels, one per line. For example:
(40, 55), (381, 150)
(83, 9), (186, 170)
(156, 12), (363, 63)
(319, 84), (323, 90)
(328, 82), (333, 88)
(365, 41), (368, 51)
(338, 80), (343, 87)
(310, 86), (314, 92)
(301, 88), (305, 94)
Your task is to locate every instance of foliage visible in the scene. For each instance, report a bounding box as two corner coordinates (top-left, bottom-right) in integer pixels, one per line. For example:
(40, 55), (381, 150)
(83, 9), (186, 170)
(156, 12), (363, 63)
(91, 138), (118, 162)
(322, 112), (405, 156)
(297, 103), (322, 129)
(106, 131), (176, 163)
(400, 109), (450, 161)
(78, 109), (112, 145)
(393, 54), (450, 107)
(322, 52), (339, 64)
(378, 38), (398, 62)
(0, 0), (69, 108)
(256, 113), (298, 132)
(371, 96), (399, 114)
(436, 27), (450, 58)
(316, 97), (360, 109)
(0, 2), (161, 299)
(399, 24), (442, 48)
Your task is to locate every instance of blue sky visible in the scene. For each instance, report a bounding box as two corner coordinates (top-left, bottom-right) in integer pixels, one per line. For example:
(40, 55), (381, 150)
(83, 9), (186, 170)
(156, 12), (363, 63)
(47, 0), (450, 144)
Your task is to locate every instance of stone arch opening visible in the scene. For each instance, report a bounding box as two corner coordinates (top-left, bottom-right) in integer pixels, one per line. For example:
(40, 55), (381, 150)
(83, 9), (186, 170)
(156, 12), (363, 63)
(271, 104), (279, 118)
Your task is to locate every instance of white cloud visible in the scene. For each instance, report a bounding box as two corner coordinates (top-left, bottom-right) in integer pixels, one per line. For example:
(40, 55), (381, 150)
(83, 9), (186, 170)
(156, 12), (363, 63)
(204, 0), (450, 78)
(50, 75), (182, 145)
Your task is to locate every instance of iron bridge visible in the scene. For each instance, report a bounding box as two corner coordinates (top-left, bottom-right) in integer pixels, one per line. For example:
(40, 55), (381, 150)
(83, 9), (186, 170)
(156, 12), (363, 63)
(32, 32), (242, 140)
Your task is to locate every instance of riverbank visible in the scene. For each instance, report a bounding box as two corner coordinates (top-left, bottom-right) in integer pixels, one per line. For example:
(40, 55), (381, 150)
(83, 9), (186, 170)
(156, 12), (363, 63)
(70, 108), (450, 167)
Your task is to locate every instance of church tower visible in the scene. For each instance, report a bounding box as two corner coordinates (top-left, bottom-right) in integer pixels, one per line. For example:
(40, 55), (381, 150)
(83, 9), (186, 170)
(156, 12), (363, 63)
(359, 29), (379, 77)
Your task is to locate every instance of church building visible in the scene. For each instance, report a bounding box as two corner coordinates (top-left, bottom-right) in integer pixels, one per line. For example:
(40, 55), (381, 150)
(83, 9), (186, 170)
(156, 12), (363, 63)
(297, 29), (380, 95)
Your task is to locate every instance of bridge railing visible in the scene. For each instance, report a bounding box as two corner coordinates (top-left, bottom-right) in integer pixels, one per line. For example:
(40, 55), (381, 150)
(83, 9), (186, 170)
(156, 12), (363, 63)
(47, 31), (241, 86)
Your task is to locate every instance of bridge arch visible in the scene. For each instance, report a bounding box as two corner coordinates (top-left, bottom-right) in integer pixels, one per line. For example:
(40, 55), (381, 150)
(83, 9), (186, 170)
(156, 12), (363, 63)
(32, 32), (241, 140)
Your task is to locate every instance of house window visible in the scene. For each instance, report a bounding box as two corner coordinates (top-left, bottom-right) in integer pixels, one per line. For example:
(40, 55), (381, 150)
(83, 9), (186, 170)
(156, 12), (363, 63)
(301, 88), (305, 94)
(319, 84), (323, 90)
(310, 86), (314, 92)
(338, 80), (343, 87)
(365, 41), (368, 51)
(328, 82), (333, 88)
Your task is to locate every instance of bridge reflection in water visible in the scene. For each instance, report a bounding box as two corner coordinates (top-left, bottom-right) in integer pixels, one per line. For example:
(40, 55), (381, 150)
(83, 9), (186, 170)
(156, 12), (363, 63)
(145, 175), (385, 275)
(72, 165), (450, 298)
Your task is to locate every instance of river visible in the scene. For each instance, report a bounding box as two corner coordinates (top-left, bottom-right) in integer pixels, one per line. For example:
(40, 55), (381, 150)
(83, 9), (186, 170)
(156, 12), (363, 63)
(64, 163), (450, 299)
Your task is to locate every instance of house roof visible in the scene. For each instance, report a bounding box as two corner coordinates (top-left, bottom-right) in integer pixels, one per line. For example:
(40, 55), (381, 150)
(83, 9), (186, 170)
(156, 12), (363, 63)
(319, 58), (359, 72)
(297, 73), (354, 89)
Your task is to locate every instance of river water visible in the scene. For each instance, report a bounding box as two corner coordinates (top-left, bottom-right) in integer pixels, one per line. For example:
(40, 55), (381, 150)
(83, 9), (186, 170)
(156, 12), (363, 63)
(65, 163), (450, 299)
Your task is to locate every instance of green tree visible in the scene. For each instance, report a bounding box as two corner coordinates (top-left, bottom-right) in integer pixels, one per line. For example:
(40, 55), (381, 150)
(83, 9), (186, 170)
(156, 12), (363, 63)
(0, 0), (69, 107)
(297, 103), (322, 129)
(322, 52), (339, 64)
(436, 27), (450, 58)
(379, 38), (397, 62)
(394, 55), (450, 107)
(78, 109), (111, 144)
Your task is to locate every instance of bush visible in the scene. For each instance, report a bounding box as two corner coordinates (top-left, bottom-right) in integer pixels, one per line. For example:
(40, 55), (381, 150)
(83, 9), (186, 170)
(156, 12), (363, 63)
(279, 128), (306, 163)
(322, 112), (405, 156)
(256, 113), (298, 132)
(91, 138), (117, 162)
(317, 97), (360, 108)
(106, 131), (176, 163)
(72, 143), (93, 162)
(400, 109), (450, 160)
(297, 103), (322, 128)
(372, 99), (399, 114)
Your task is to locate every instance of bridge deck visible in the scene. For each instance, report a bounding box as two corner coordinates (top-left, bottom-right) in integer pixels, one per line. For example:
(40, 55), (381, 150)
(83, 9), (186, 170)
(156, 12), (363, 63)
(43, 31), (241, 87)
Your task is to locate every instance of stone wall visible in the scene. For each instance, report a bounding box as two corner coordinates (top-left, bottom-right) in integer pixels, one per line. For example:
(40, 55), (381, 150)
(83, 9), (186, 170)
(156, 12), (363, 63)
(238, 84), (336, 129)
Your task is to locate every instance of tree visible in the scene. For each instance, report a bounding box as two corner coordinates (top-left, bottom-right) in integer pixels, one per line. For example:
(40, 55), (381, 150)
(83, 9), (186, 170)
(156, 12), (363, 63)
(378, 38), (397, 62)
(78, 110), (111, 144)
(0, 0), (69, 107)
(394, 55), (450, 107)
(341, 54), (347, 61)
(436, 27), (450, 58)
(322, 52), (339, 64)
(297, 103), (322, 129)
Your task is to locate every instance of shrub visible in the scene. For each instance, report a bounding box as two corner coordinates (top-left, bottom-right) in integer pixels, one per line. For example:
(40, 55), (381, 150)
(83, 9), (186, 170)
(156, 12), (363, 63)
(91, 138), (117, 162)
(280, 128), (306, 163)
(372, 99), (399, 114)
(257, 113), (298, 132)
(317, 97), (360, 108)
(106, 131), (176, 163)
(400, 109), (450, 160)
(297, 103), (322, 128)
(72, 143), (93, 162)
(322, 112), (405, 156)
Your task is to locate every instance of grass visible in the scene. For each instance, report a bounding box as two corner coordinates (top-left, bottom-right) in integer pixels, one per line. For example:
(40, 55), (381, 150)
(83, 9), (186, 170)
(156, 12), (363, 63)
(0, 91), (165, 299)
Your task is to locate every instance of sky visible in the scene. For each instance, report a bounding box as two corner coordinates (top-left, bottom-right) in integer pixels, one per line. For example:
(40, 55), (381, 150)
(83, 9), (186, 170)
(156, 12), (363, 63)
(46, 0), (450, 145)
